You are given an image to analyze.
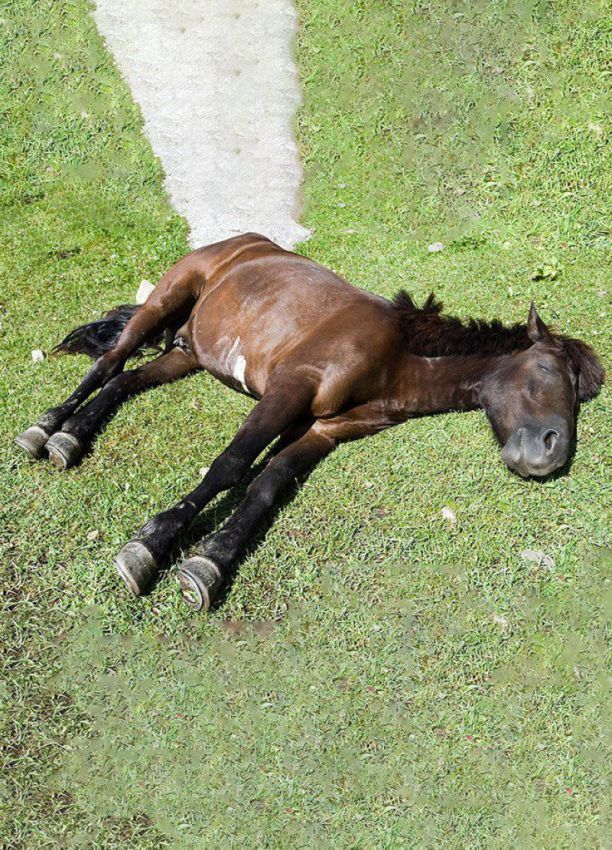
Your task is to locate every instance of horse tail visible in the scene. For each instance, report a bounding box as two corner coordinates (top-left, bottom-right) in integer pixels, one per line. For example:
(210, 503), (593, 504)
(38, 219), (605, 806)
(53, 304), (164, 359)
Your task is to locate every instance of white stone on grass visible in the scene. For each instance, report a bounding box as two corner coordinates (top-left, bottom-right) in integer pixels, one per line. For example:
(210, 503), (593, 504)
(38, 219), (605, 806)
(521, 549), (555, 568)
(441, 506), (457, 525)
(136, 279), (155, 304)
(427, 242), (444, 253)
(31, 349), (45, 363)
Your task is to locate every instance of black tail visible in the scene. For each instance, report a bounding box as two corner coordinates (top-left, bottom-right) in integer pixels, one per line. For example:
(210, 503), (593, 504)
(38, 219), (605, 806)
(53, 304), (163, 359)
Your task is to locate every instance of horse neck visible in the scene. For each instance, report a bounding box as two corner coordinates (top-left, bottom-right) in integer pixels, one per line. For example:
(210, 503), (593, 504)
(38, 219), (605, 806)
(396, 351), (505, 415)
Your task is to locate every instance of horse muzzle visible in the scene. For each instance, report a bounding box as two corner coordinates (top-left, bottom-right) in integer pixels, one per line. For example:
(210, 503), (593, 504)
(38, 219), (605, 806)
(501, 424), (569, 478)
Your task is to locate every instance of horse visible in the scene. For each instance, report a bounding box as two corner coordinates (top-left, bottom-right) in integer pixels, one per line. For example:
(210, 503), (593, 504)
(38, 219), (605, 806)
(15, 233), (604, 611)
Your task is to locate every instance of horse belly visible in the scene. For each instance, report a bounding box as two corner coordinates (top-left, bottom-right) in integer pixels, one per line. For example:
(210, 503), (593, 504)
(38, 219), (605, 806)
(202, 333), (261, 398)
(187, 285), (299, 398)
(185, 262), (385, 399)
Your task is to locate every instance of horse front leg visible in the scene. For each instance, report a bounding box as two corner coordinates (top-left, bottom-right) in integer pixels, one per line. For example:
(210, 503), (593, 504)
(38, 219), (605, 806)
(176, 425), (335, 610)
(177, 403), (391, 609)
(115, 372), (317, 598)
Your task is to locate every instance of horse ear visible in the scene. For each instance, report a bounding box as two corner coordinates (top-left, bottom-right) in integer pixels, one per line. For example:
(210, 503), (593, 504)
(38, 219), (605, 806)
(561, 337), (605, 401)
(527, 302), (552, 343)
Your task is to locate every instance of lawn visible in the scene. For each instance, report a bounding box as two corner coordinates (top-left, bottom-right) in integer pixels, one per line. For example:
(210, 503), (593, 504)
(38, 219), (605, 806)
(0, 1), (609, 847)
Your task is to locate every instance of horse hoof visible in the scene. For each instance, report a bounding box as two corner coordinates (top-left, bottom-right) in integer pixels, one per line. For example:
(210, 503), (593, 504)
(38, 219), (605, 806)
(45, 432), (83, 470)
(176, 556), (222, 611)
(115, 540), (159, 597)
(15, 425), (51, 459)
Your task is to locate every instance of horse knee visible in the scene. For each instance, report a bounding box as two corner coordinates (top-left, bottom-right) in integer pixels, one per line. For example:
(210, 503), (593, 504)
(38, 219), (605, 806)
(103, 369), (138, 395)
(95, 349), (126, 382)
(208, 448), (250, 491)
(248, 466), (285, 509)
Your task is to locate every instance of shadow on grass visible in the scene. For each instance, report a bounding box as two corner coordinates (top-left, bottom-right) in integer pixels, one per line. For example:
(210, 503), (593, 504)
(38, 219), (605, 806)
(36, 354), (583, 611)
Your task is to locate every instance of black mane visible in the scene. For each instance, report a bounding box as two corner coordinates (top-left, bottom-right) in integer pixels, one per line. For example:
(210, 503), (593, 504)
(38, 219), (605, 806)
(392, 291), (531, 357)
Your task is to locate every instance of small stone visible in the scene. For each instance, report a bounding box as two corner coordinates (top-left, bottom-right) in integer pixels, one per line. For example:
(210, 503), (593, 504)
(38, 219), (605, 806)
(441, 506), (457, 525)
(87, 529), (100, 541)
(521, 548), (555, 568)
(31, 349), (45, 362)
(199, 466), (210, 477)
(136, 280), (155, 304)
(493, 614), (509, 630)
(427, 242), (444, 253)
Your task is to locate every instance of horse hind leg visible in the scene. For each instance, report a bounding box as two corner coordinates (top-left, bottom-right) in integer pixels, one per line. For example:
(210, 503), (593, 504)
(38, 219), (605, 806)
(46, 346), (198, 470)
(15, 306), (159, 459)
(15, 272), (198, 461)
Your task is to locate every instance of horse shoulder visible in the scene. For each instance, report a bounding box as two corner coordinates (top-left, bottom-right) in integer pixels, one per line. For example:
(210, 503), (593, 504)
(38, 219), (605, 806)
(302, 312), (400, 418)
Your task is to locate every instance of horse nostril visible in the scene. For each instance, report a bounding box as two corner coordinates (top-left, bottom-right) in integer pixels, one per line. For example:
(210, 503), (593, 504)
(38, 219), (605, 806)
(542, 429), (559, 454)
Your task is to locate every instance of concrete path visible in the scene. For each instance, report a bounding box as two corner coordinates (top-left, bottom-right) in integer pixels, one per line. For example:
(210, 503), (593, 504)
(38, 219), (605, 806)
(94, 0), (310, 249)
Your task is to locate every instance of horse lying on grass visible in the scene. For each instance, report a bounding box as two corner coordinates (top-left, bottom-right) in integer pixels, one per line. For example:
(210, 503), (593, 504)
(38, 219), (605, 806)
(16, 233), (604, 611)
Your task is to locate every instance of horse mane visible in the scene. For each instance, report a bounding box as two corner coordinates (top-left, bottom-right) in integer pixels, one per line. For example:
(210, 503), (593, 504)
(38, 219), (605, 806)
(392, 290), (531, 357)
(393, 290), (604, 400)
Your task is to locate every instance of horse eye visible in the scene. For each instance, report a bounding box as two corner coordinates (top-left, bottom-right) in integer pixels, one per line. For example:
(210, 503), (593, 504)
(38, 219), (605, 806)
(537, 363), (551, 374)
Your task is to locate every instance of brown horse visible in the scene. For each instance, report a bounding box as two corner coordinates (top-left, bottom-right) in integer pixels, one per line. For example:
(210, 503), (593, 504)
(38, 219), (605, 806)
(15, 233), (604, 610)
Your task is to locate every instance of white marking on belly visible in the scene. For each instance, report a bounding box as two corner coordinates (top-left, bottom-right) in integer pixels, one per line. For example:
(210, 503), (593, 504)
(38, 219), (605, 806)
(225, 337), (249, 393)
(233, 355), (248, 393)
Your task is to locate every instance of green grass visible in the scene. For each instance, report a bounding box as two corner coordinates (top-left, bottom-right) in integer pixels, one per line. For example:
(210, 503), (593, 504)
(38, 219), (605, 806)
(0, 0), (610, 847)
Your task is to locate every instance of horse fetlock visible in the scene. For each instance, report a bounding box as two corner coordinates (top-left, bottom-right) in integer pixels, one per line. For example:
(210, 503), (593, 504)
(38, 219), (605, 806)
(45, 431), (84, 470)
(15, 424), (51, 459)
(197, 533), (236, 571)
(138, 510), (184, 545)
(176, 556), (223, 612)
(37, 406), (71, 435)
(115, 540), (159, 596)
